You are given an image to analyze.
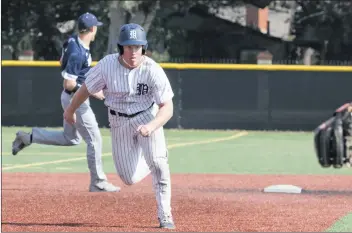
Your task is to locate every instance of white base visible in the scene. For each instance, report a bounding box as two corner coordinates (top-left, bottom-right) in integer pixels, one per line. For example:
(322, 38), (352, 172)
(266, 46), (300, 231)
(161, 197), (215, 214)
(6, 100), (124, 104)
(263, 184), (302, 194)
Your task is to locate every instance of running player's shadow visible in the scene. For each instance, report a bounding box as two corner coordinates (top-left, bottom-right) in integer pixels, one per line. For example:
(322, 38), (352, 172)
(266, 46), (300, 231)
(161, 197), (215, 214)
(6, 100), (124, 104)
(2, 222), (96, 227)
(2, 221), (159, 229)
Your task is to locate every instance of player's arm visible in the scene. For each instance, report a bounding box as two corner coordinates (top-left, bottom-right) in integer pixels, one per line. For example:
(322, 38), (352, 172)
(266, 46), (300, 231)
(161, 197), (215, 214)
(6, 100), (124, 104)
(64, 79), (78, 91)
(146, 100), (173, 132)
(138, 66), (174, 136)
(90, 89), (105, 100)
(65, 83), (91, 117)
(64, 60), (106, 124)
(61, 53), (82, 92)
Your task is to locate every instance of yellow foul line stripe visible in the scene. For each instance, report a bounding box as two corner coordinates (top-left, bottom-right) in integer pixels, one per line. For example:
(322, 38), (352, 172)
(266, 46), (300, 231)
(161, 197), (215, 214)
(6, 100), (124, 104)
(167, 131), (248, 148)
(2, 131), (248, 170)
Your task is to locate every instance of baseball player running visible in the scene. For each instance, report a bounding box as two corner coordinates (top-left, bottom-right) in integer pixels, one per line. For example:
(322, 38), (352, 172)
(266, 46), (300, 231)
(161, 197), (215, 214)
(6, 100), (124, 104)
(12, 12), (119, 193)
(63, 23), (175, 229)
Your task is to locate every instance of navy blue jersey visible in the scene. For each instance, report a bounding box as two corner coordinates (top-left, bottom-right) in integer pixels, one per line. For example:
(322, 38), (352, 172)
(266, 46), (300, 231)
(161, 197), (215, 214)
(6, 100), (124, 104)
(60, 35), (92, 85)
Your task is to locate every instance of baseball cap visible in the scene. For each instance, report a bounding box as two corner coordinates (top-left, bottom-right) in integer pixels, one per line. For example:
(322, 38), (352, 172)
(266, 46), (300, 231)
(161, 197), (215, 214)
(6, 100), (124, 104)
(78, 12), (103, 32)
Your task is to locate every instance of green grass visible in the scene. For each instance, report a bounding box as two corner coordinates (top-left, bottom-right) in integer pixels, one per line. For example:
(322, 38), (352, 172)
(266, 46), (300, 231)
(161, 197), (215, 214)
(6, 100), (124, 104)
(2, 126), (352, 175)
(326, 212), (352, 232)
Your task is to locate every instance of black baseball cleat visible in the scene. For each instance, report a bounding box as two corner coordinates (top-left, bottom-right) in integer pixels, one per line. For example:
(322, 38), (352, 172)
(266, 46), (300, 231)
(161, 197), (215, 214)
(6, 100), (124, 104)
(12, 131), (32, 155)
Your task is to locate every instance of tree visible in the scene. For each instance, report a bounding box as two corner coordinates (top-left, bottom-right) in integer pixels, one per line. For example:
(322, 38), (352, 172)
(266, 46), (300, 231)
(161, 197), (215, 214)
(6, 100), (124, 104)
(106, 0), (159, 54)
(2, 0), (38, 58)
(1, 0), (109, 60)
(289, 1), (352, 62)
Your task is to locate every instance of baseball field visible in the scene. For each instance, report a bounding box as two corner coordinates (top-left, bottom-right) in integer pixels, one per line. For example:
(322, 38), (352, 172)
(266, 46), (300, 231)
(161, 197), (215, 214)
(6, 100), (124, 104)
(2, 126), (352, 232)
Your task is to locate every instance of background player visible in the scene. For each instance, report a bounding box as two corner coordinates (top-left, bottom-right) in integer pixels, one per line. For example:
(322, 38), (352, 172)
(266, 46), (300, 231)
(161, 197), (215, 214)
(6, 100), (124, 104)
(63, 23), (176, 229)
(12, 12), (119, 193)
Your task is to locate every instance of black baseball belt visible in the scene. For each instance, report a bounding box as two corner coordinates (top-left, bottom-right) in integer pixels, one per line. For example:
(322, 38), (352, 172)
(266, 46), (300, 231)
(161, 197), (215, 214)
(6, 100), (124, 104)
(110, 102), (154, 118)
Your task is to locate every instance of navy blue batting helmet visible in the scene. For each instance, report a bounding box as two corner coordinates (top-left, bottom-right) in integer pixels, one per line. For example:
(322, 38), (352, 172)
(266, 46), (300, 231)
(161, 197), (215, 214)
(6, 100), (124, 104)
(117, 23), (148, 54)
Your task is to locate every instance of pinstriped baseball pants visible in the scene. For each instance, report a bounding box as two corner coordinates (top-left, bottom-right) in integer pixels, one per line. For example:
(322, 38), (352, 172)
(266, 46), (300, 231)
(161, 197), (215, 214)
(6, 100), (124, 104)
(108, 104), (172, 219)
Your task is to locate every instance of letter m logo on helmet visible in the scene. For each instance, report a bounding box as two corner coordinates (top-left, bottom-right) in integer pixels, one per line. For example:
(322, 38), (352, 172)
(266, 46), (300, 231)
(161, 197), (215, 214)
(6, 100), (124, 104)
(118, 23), (148, 46)
(129, 30), (137, 40)
(117, 23), (148, 54)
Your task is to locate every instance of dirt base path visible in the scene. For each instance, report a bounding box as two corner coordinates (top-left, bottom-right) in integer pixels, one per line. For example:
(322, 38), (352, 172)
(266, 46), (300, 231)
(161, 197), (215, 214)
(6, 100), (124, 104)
(2, 173), (352, 232)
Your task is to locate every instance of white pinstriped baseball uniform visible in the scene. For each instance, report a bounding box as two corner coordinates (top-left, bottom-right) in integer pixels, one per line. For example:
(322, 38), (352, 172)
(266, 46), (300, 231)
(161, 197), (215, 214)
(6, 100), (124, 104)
(85, 53), (174, 219)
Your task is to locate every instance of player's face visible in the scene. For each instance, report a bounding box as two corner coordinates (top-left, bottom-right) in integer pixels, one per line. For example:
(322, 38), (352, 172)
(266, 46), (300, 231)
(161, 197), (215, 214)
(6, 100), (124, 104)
(123, 45), (143, 67)
(91, 26), (98, 41)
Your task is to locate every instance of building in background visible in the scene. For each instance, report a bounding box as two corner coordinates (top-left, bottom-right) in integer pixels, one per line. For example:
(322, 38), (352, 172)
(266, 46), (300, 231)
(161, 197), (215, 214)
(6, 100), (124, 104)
(164, 3), (294, 64)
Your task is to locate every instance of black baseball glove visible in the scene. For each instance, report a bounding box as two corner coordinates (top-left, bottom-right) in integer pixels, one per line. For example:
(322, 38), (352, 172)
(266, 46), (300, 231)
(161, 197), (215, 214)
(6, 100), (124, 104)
(314, 102), (352, 168)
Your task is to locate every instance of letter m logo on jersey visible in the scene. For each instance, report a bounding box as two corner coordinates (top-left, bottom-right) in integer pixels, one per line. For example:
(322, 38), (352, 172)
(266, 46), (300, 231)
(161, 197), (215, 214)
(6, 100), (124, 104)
(136, 83), (149, 95)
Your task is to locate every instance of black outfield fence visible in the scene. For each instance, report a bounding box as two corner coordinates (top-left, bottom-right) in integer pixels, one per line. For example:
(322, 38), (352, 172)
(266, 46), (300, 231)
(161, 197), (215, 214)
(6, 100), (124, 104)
(2, 61), (351, 131)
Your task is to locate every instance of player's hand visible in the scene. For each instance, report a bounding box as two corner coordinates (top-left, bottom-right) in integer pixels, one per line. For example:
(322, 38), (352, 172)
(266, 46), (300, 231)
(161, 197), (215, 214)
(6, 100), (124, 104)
(137, 124), (154, 137)
(92, 91), (105, 100)
(64, 109), (76, 125)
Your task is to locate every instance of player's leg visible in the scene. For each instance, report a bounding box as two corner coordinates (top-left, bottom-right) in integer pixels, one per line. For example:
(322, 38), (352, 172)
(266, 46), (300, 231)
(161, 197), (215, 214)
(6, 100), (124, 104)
(130, 107), (174, 229)
(109, 108), (174, 228)
(138, 127), (174, 229)
(12, 91), (81, 155)
(74, 98), (119, 192)
(32, 91), (82, 145)
(109, 115), (151, 185)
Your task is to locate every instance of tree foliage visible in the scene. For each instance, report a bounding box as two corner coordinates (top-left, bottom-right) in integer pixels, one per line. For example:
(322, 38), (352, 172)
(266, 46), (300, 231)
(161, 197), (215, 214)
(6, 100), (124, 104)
(2, 0), (109, 60)
(3, 0), (352, 62)
(290, 1), (352, 61)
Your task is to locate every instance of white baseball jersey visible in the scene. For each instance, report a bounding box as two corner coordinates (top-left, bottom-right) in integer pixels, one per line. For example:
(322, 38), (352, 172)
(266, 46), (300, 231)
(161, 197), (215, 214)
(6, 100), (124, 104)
(85, 54), (174, 115)
(85, 54), (174, 220)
